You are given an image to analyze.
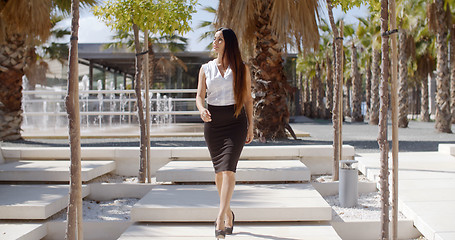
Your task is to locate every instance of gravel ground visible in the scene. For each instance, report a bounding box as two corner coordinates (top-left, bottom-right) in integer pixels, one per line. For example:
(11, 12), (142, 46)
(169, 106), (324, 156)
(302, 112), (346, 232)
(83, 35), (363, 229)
(324, 192), (406, 221)
(49, 198), (139, 221)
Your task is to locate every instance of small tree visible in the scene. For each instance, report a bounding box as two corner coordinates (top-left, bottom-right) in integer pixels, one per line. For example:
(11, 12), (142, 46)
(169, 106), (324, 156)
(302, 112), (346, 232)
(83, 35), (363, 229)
(93, 0), (196, 182)
(65, 1), (82, 239)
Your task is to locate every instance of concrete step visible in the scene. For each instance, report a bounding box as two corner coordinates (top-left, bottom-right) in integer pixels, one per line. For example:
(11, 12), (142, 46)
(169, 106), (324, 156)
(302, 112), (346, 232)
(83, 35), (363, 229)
(156, 160), (310, 183)
(1, 145), (356, 176)
(118, 222), (341, 240)
(0, 184), (89, 220)
(131, 184), (331, 222)
(0, 223), (46, 240)
(439, 144), (455, 156)
(0, 160), (115, 182)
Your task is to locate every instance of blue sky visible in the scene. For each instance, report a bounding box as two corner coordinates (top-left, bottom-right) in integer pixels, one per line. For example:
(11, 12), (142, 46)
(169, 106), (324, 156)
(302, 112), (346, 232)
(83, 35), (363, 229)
(57, 0), (369, 52)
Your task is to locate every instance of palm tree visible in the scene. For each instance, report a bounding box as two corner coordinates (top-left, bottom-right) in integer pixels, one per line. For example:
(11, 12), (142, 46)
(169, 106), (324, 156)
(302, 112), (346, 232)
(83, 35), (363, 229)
(326, 52), (334, 119)
(429, 0), (452, 133)
(405, 0), (436, 122)
(316, 62), (326, 119)
(304, 75), (311, 117)
(296, 39), (329, 120)
(216, 0), (320, 140)
(417, 52), (436, 121)
(296, 51), (319, 119)
(356, 16), (381, 123)
(370, 49), (381, 125)
(311, 75), (319, 118)
(25, 15), (71, 91)
(398, 28), (410, 128)
(339, 23), (355, 119)
(397, 0), (434, 127)
(364, 57), (372, 120)
(197, 6), (217, 50)
(350, 41), (363, 122)
(318, 18), (335, 119)
(106, 30), (188, 88)
(344, 76), (352, 117)
(451, 23), (455, 124)
(0, 0), (97, 141)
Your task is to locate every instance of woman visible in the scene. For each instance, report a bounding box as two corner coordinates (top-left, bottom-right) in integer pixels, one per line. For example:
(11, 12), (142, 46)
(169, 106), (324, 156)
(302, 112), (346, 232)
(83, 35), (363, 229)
(196, 27), (254, 239)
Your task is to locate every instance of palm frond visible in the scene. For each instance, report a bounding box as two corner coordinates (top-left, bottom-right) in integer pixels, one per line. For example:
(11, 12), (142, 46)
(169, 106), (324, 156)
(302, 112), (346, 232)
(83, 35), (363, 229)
(51, 0), (98, 14)
(216, 0), (320, 55)
(202, 6), (216, 13)
(197, 21), (213, 29)
(1, 0), (52, 42)
(197, 5), (216, 44)
(198, 31), (214, 42)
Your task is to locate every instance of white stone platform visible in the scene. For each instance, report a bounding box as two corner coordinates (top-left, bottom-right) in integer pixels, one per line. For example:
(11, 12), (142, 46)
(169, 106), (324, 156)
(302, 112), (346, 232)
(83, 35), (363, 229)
(21, 125), (310, 139)
(0, 160), (115, 182)
(131, 184), (331, 222)
(0, 185), (89, 219)
(357, 151), (455, 240)
(1, 145), (356, 176)
(0, 223), (46, 240)
(439, 144), (455, 156)
(118, 222), (341, 240)
(156, 160), (310, 182)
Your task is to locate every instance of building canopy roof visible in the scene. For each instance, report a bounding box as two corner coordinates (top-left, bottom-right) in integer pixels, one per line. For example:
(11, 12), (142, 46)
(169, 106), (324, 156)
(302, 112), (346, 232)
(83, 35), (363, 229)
(78, 43), (213, 77)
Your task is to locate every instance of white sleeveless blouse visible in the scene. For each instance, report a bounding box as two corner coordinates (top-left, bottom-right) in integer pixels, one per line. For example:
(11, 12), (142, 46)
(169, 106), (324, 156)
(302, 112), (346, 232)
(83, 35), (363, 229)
(202, 59), (235, 106)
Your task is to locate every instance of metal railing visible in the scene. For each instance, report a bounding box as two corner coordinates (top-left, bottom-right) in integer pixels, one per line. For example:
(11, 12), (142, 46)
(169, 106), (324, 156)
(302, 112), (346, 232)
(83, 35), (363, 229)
(22, 89), (199, 128)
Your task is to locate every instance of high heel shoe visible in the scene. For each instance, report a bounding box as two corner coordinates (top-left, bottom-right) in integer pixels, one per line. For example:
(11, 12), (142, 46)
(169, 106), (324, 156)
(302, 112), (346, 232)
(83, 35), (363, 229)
(215, 221), (226, 239)
(225, 210), (235, 235)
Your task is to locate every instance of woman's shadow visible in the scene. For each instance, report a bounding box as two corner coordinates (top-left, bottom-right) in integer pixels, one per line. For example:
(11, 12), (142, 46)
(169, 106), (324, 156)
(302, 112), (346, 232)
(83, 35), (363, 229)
(232, 231), (300, 240)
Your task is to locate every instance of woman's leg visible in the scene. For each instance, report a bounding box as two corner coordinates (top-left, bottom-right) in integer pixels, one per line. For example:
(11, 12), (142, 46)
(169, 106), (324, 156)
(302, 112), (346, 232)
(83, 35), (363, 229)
(215, 172), (235, 227)
(215, 171), (235, 230)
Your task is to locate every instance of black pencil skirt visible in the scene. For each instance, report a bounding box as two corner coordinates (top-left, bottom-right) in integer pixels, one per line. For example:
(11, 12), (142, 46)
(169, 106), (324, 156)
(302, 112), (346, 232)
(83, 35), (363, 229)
(204, 104), (248, 173)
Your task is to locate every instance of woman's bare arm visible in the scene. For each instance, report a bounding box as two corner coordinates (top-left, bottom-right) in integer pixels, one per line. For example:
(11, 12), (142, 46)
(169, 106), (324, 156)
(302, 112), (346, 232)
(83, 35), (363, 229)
(244, 65), (254, 144)
(196, 67), (211, 122)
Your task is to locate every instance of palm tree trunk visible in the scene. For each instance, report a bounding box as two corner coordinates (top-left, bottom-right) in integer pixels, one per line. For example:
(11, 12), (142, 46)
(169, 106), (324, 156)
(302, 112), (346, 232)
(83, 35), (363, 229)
(379, 0), (390, 238)
(250, 0), (289, 140)
(132, 24), (147, 183)
(365, 58), (372, 120)
(0, 34), (26, 141)
(311, 76), (318, 118)
(370, 49), (381, 125)
(65, 1), (82, 239)
(398, 28), (409, 128)
(316, 63), (325, 119)
(326, 54), (333, 119)
(351, 42), (363, 122)
(344, 77), (352, 117)
(421, 72), (431, 121)
(297, 72), (303, 115)
(304, 76), (311, 117)
(450, 23), (455, 124)
(434, 0), (452, 133)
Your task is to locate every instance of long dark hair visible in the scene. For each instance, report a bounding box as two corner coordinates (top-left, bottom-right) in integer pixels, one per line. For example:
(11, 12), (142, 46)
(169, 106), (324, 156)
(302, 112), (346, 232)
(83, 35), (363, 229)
(217, 27), (247, 117)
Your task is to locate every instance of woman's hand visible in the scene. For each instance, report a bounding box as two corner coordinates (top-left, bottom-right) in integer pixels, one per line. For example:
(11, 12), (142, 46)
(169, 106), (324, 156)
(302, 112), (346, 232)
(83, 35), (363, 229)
(200, 108), (212, 122)
(245, 125), (254, 144)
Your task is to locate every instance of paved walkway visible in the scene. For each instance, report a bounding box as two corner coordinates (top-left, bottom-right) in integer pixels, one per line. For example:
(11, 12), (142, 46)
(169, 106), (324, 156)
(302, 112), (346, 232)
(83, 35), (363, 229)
(357, 148), (455, 240)
(1, 118), (454, 240)
(3, 118), (453, 153)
